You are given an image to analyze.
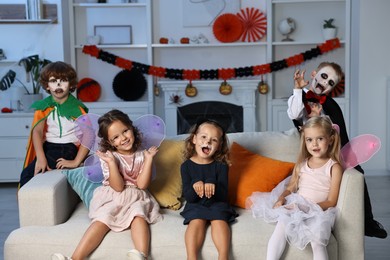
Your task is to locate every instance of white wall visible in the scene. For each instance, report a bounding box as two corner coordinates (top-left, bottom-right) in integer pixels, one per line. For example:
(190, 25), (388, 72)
(351, 0), (390, 173)
(0, 0), (64, 107)
(0, 0), (388, 173)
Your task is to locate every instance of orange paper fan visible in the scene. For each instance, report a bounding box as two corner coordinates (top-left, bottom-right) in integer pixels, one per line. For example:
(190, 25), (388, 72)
(237, 7), (267, 42)
(213, 13), (244, 43)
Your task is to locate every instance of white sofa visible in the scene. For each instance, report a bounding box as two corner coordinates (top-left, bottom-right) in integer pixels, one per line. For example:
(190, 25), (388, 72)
(4, 129), (364, 260)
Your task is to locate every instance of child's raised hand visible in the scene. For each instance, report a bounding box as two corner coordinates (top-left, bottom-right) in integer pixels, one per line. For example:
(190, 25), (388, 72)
(193, 180), (205, 198)
(204, 183), (215, 198)
(144, 146), (158, 159)
(293, 69), (309, 89)
(96, 150), (115, 164)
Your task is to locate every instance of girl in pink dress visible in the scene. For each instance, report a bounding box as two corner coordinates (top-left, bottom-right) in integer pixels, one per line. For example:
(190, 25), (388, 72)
(52, 109), (162, 260)
(247, 116), (343, 260)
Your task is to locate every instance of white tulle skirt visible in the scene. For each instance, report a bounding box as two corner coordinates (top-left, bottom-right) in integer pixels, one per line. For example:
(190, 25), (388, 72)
(246, 177), (338, 250)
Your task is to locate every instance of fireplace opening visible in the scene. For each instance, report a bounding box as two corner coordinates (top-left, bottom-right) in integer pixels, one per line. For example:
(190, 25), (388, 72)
(177, 101), (243, 134)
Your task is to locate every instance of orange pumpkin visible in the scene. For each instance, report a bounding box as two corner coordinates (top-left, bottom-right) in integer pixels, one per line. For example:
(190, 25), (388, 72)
(185, 83), (197, 97)
(219, 81), (232, 95)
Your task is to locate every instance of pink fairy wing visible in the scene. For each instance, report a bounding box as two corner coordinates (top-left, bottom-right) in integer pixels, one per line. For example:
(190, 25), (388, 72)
(341, 134), (381, 169)
(134, 114), (166, 150)
(83, 154), (104, 183)
(75, 113), (101, 152)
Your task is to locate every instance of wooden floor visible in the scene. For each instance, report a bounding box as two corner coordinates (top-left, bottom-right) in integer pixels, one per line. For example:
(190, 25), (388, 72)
(1, 174), (389, 260)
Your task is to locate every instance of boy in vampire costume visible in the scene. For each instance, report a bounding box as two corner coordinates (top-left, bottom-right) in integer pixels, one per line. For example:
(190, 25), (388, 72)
(287, 61), (387, 239)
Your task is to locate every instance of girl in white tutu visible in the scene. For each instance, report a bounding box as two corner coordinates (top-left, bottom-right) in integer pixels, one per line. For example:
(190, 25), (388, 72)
(247, 116), (343, 260)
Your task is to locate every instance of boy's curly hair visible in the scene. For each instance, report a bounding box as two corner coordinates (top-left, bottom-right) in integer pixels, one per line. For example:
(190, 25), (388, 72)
(39, 61), (78, 94)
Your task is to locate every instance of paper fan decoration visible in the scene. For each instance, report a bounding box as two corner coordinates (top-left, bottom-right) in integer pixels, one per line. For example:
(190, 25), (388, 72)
(213, 13), (244, 43)
(237, 7), (267, 42)
(113, 69), (147, 101)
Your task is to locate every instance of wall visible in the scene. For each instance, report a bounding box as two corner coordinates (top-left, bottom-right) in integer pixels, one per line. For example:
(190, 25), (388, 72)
(351, 0), (390, 173)
(0, 0), (64, 108)
(0, 0), (389, 173)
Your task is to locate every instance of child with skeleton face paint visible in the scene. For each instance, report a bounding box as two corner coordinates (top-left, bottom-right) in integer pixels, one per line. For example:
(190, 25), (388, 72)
(19, 62), (89, 188)
(286, 62), (388, 239)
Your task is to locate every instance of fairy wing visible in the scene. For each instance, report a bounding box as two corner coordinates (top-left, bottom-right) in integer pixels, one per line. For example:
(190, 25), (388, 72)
(341, 134), (381, 169)
(134, 114), (166, 150)
(75, 113), (101, 152)
(75, 114), (103, 182)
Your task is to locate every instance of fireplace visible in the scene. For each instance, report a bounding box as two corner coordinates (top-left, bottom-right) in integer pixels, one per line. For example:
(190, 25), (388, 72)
(177, 101), (243, 134)
(160, 80), (258, 136)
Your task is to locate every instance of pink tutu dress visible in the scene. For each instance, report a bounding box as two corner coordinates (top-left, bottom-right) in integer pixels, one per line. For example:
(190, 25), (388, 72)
(89, 151), (162, 232)
(247, 159), (339, 250)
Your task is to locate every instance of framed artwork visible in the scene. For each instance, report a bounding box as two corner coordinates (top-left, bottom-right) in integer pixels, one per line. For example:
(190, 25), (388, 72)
(94, 25), (132, 45)
(183, 0), (241, 27)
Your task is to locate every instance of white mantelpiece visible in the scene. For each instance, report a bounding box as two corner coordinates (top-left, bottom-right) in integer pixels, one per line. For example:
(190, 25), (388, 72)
(160, 80), (258, 136)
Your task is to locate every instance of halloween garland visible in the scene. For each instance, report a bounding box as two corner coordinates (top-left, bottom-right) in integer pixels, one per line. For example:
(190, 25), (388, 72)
(82, 38), (341, 82)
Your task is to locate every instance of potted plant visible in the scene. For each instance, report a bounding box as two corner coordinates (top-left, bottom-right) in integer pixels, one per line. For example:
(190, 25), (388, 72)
(0, 55), (51, 111)
(322, 18), (337, 40)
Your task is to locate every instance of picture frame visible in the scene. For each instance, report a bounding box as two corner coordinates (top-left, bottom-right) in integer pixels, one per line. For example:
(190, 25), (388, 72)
(94, 25), (132, 45)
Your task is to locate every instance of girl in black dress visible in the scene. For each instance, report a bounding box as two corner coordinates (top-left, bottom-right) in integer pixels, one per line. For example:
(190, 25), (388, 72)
(180, 119), (237, 260)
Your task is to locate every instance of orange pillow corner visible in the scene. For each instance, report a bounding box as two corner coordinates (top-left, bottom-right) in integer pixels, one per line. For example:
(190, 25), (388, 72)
(228, 142), (295, 208)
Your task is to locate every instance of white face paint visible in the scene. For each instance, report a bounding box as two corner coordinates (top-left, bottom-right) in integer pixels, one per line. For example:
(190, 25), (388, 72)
(310, 66), (340, 95)
(47, 76), (69, 94)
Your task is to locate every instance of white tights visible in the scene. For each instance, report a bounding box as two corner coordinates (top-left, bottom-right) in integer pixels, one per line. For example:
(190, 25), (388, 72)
(266, 222), (328, 260)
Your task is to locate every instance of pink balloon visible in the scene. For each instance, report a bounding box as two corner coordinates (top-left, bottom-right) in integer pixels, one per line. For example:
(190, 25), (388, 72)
(341, 134), (381, 169)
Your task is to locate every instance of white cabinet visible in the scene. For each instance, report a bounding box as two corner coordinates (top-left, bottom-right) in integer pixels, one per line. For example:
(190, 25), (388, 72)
(68, 0), (153, 117)
(267, 0), (350, 131)
(0, 114), (33, 182)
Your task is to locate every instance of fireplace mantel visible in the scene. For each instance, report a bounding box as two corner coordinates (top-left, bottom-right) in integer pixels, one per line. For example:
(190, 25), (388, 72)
(160, 80), (258, 136)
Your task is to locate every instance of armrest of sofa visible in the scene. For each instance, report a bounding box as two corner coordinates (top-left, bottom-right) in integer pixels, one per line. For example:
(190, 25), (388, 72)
(333, 169), (364, 260)
(18, 170), (80, 227)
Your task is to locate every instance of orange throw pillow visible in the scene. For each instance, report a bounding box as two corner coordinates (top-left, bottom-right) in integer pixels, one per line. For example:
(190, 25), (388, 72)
(228, 142), (295, 208)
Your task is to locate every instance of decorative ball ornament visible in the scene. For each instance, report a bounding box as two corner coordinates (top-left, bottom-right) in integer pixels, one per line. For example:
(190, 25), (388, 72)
(77, 78), (101, 102)
(154, 83), (160, 96)
(258, 80), (269, 94)
(112, 69), (147, 101)
(219, 81), (233, 95)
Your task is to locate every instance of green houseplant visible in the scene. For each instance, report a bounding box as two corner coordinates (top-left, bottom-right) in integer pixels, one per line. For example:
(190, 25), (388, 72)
(0, 55), (52, 95)
(322, 18), (337, 40)
(0, 55), (51, 111)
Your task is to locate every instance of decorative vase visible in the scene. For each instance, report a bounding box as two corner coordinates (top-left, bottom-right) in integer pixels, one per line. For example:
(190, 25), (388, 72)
(21, 93), (43, 112)
(322, 28), (337, 40)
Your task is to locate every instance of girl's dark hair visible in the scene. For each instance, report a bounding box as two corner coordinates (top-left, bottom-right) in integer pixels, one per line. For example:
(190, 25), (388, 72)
(183, 118), (230, 164)
(97, 109), (142, 152)
(39, 61), (78, 94)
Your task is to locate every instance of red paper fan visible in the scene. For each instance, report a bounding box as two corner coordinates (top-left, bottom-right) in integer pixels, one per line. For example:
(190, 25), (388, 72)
(213, 13), (244, 43)
(237, 7), (267, 42)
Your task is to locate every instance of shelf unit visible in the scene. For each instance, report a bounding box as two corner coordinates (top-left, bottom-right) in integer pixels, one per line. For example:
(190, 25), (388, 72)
(266, 0), (350, 131)
(0, 3), (58, 24)
(68, 0), (153, 117)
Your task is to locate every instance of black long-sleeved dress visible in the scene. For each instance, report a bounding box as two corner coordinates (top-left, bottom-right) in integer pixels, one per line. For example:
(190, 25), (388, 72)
(180, 159), (238, 225)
